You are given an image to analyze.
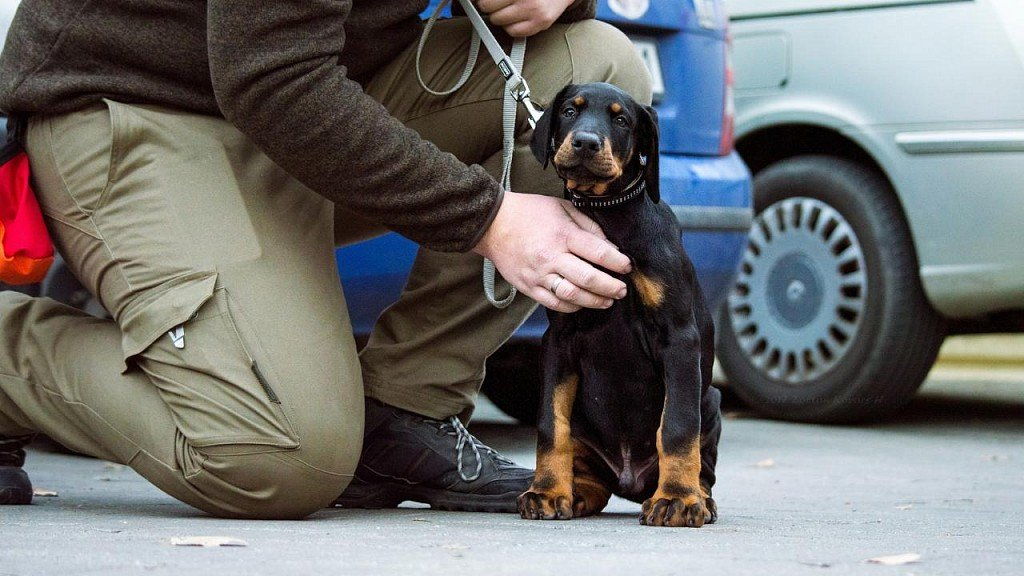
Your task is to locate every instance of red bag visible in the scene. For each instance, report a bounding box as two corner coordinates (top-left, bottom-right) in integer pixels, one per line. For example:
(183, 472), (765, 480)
(1, 117), (53, 285)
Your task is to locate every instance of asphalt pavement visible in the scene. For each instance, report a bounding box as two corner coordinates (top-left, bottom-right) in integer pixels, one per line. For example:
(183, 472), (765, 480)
(1, 364), (1022, 576)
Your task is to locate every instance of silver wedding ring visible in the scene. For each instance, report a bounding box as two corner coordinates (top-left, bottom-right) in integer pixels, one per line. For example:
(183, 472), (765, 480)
(550, 275), (566, 295)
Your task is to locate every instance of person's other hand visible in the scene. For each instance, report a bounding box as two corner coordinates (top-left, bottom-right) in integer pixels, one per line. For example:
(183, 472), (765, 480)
(474, 191), (631, 313)
(476, 0), (576, 38)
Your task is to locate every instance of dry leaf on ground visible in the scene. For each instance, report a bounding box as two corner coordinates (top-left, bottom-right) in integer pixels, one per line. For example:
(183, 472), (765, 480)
(866, 553), (921, 565)
(170, 536), (248, 548)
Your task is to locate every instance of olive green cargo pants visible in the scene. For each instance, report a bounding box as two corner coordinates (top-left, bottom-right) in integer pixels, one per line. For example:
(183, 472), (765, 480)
(0, 19), (649, 519)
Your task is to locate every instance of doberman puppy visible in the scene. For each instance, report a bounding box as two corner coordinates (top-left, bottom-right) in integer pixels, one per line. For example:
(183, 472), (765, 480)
(517, 83), (722, 527)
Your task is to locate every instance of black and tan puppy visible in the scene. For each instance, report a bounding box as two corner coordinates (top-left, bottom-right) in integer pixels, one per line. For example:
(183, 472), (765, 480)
(517, 83), (722, 527)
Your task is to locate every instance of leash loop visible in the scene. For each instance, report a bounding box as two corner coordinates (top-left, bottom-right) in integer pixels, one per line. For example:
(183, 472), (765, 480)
(416, 0), (481, 96)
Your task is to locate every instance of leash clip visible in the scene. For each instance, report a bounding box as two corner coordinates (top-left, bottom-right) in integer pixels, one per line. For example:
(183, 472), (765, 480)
(504, 69), (544, 128)
(514, 89), (544, 129)
(457, 0), (544, 129)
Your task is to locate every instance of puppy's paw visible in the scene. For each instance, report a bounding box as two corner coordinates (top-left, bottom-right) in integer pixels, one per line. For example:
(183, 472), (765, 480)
(572, 493), (605, 518)
(517, 489), (573, 520)
(640, 495), (710, 528)
(705, 496), (718, 524)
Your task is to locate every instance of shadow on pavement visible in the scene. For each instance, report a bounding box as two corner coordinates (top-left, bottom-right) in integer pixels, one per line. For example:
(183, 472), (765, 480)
(878, 392), (1024, 431)
(701, 374), (1024, 434)
(475, 374), (1024, 439)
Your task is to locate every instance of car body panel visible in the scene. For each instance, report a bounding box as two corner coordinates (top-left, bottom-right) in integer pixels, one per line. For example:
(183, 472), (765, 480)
(647, 20), (728, 155)
(730, 0), (969, 19)
(597, 0), (687, 31)
(730, 0), (1024, 318)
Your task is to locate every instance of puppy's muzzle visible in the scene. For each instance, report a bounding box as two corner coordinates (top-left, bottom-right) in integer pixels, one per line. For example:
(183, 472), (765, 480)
(554, 130), (622, 192)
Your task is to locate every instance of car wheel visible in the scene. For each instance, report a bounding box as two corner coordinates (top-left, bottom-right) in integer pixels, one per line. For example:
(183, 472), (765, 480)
(482, 342), (541, 425)
(718, 155), (946, 423)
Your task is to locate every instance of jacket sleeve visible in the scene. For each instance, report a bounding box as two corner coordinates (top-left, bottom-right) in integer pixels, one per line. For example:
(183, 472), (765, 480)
(559, 0), (598, 22)
(206, 0), (503, 253)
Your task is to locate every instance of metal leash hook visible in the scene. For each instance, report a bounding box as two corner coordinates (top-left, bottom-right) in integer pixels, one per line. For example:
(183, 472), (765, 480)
(513, 85), (545, 130)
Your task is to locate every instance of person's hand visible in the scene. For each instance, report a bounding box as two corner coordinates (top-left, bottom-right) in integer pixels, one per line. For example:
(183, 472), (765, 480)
(474, 191), (631, 313)
(476, 0), (576, 38)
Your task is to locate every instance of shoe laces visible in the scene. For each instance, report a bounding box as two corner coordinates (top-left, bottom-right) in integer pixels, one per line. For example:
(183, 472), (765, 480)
(440, 416), (514, 482)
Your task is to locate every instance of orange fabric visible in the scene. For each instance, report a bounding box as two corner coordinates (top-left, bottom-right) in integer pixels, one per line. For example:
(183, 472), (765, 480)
(0, 219), (53, 284)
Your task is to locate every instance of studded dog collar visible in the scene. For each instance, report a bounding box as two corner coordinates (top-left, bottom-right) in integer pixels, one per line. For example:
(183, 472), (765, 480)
(567, 171), (648, 210)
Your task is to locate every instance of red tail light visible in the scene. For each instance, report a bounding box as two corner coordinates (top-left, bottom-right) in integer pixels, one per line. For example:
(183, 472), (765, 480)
(719, 34), (736, 156)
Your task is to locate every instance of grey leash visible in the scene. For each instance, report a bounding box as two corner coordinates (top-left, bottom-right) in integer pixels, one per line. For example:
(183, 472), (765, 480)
(417, 0), (544, 309)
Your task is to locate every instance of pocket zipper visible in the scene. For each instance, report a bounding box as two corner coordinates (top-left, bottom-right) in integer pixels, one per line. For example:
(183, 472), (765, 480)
(250, 361), (281, 404)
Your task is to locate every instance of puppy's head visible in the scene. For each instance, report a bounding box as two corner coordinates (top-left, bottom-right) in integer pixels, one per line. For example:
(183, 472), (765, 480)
(531, 82), (659, 202)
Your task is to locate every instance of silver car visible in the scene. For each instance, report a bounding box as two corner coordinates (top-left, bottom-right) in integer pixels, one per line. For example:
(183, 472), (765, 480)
(721, 0), (1024, 421)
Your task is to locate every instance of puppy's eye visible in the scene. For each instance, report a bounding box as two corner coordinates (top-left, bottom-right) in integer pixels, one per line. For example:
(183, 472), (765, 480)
(562, 108), (577, 119)
(614, 116), (629, 127)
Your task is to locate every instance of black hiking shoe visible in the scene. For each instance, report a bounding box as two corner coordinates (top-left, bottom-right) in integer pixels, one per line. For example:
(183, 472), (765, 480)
(0, 435), (34, 505)
(333, 398), (532, 513)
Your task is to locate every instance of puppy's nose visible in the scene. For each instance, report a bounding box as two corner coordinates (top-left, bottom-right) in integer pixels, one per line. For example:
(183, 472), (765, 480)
(571, 132), (603, 157)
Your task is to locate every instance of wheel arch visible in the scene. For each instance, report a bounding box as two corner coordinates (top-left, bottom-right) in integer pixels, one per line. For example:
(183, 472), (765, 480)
(736, 123), (885, 182)
(733, 122), (935, 306)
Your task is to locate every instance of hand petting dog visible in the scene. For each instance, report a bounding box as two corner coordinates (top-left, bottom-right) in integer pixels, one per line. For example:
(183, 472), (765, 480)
(475, 193), (631, 313)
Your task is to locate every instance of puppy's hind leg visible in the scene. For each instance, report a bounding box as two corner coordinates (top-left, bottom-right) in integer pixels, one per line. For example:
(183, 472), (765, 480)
(695, 287), (721, 523)
(571, 446), (611, 518)
(699, 385), (722, 523)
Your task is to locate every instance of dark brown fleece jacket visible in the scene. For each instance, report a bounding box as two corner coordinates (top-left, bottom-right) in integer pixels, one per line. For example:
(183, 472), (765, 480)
(0, 0), (594, 252)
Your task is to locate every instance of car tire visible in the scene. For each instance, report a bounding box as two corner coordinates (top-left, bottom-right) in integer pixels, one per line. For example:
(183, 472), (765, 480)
(482, 342), (541, 426)
(718, 155), (946, 423)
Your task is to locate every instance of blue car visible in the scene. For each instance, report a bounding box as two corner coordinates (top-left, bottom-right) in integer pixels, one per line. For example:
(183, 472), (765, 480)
(339, 0), (752, 421)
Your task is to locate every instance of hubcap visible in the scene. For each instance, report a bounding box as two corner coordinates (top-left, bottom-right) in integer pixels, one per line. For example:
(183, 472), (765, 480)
(728, 197), (867, 385)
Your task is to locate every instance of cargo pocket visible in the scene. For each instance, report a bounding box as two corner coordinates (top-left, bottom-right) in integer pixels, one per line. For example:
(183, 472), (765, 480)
(122, 280), (300, 451)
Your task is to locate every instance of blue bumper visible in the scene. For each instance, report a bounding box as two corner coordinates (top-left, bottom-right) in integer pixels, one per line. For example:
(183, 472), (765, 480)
(337, 151), (752, 339)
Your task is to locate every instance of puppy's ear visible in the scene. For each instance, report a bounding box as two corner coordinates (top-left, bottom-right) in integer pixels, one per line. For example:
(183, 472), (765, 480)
(637, 104), (660, 204)
(531, 85), (574, 169)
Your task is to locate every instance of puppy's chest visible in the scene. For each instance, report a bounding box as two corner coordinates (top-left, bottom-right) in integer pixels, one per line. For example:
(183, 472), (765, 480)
(570, 270), (669, 435)
(574, 284), (661, 362)
(566, 256), (683, 499)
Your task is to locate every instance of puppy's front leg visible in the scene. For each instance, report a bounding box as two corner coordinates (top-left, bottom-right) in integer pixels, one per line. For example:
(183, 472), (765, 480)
(641, 325), (712, 528)
(518, 337), (577, 520)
